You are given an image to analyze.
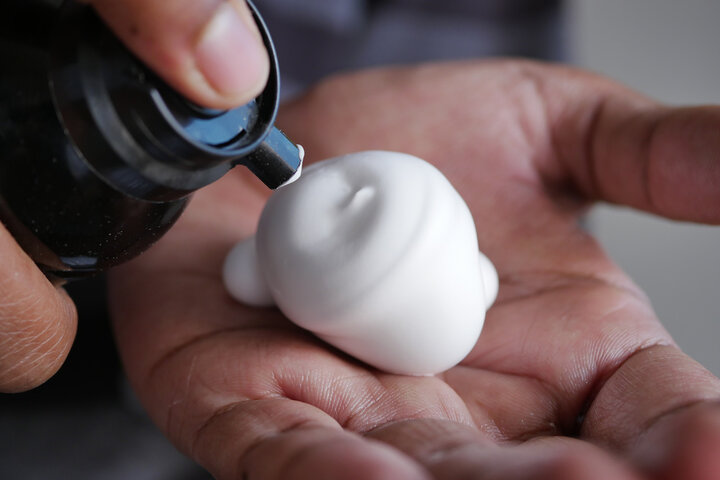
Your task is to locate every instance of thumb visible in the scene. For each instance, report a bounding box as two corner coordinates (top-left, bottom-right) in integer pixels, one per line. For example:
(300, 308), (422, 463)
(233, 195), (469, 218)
(87, 0), (270, 110)
(0, 224), (77, 393)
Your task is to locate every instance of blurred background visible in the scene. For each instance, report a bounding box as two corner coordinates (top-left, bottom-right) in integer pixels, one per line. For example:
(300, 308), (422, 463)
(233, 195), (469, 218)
(571, 0), (720, 375)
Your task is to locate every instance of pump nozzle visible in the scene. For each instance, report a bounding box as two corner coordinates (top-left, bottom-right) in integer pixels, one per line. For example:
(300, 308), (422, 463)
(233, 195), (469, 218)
(243, 128), (304, 189)
(49, 0), (302, 200)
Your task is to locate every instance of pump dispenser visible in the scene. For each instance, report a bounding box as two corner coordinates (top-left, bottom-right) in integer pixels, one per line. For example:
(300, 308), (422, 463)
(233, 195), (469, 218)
(0, 0), (302, 279)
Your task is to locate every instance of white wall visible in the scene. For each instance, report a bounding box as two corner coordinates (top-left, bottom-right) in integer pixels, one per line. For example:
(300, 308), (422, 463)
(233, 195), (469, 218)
(570, 0), (720, 375)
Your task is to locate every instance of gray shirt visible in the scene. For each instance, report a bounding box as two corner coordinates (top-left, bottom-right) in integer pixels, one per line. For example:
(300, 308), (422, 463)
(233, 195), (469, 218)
(257, 0), (565, 97)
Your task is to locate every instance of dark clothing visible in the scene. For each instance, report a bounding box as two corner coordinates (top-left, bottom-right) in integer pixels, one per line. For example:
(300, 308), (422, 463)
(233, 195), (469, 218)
(261, 0), (566, 98)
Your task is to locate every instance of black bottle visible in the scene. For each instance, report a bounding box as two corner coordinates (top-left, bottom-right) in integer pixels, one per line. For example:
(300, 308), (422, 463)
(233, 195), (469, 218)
(0, 0), (302, 280)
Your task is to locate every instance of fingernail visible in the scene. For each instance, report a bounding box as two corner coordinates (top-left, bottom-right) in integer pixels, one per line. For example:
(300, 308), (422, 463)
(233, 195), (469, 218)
(195, 2), (270, 102)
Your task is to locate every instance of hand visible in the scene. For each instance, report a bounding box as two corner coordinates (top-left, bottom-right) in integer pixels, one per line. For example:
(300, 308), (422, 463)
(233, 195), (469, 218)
(0, 225), (76, 392)
(0, 0), (269, 393)
(109, 60), (720, 479)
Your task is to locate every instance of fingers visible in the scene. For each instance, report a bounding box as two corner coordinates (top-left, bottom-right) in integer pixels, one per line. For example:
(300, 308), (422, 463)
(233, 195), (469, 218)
(439, 279), (672, 442)
(0, 224), (77, 392)
(85, 0), (270, 109)
(192, 398), (429, 480)
(279, 61), (720, 225)
(536, 66), (720, 224)
(635, 402), (720, 480)
(582, 345), (720, 478)
(368, 419), (642, 480)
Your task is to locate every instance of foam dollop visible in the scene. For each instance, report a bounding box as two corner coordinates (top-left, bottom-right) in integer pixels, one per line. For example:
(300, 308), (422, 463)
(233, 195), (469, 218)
(224, 151), (497, 375)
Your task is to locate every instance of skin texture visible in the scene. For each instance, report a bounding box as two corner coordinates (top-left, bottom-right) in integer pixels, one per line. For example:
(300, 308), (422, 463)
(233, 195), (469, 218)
(0, 0), (268, 393)
(0, 224), (76, 392)
(109, 60), (720, 479)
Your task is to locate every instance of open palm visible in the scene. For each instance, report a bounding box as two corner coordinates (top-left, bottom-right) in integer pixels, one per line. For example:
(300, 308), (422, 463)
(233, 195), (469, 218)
(110, 61), (720, 480)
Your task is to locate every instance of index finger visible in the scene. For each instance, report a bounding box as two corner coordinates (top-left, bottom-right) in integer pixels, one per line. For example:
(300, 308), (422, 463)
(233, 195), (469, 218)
(537, 65), (720, 224)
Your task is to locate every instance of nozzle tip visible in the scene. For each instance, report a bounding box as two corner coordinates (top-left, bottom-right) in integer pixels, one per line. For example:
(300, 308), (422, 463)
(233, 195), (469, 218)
(278, 145), (304, 188)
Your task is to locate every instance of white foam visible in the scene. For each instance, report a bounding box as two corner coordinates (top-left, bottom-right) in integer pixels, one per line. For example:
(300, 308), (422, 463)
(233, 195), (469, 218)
(223, 151), (498, 375)
(278, 144), (304, 188)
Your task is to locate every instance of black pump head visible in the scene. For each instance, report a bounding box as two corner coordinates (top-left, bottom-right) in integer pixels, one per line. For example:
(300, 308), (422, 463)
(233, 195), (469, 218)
(0, 0), (304, 277)
(50, 0), (302, 201)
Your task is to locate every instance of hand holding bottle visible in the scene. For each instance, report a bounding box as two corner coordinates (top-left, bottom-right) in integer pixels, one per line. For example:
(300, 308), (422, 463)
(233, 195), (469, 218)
(0, 0), (270, 392)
